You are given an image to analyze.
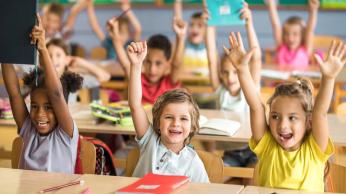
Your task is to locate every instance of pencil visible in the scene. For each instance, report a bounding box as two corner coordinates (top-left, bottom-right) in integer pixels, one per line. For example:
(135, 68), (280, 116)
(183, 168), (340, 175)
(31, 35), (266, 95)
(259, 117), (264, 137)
(39, 180), (84, 193)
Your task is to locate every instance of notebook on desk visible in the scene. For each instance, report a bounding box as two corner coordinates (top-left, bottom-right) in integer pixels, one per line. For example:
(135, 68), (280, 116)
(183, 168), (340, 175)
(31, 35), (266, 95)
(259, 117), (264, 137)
(206, 0), (245, 26)
(199, 116), (240, 136)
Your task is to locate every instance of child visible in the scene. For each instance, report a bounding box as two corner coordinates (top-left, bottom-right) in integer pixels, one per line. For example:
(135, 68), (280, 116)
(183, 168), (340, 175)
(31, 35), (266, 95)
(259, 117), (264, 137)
(174, 0), (208, 73)
(46, 38), (111, 83)
(87, 0), (141, 59)
(127, 41), (209, 182)
(205, 2), (260, 178)
(42, 0), (88, 40)
(225, 32), (345, 191)
(266, 0), (319, 69)
(2, 15), (83, 173)
(108, 16), (187, 104)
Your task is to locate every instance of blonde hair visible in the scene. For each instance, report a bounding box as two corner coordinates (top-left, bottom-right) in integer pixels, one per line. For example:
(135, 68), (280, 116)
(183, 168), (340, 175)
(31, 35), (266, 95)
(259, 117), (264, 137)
(152, 89), (200, 144)
(283, 16), (306, 45)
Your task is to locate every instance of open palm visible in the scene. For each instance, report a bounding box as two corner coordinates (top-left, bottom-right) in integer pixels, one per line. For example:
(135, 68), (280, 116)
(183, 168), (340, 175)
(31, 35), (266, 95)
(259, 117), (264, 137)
(315, 41), (346, 79)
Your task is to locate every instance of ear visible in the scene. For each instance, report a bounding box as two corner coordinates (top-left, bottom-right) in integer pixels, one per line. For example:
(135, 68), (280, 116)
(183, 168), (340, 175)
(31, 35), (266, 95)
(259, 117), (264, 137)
(305, 112), (312, 131)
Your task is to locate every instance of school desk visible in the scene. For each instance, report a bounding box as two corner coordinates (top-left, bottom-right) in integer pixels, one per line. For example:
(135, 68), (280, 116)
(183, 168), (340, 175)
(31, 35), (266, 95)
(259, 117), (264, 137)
(240, 185), (342, 194)
(0, 167), (244, 194)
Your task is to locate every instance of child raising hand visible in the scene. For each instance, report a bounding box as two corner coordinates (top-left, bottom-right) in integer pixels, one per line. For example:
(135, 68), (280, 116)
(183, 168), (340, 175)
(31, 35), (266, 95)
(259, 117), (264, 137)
(2, 14), (83, 173)
(127, 41), (209, 183)
(225, 32), (345, 191)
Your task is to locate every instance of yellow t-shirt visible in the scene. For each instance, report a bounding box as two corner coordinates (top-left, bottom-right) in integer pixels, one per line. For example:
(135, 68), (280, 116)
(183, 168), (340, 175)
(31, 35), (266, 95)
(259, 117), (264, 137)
(249, 131), (334, 192)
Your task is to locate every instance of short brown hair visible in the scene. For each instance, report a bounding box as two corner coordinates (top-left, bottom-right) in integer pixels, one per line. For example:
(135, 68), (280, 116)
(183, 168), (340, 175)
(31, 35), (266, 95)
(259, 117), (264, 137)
(267, 78), (314, 114)
(45, 3), (64, 18)
(152, 89), (200, 144)
(46, 38), (70, 55)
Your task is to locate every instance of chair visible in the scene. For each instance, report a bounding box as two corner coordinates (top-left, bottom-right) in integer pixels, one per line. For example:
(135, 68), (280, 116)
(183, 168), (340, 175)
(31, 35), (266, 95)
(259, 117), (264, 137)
(313, 35), (343, 51)
(326, 163), (346, 193)
(124, 148), (224, 183)
(11, 136), (96, 174)
(90, 46), (107, 60)
(336, 102), (346, 116)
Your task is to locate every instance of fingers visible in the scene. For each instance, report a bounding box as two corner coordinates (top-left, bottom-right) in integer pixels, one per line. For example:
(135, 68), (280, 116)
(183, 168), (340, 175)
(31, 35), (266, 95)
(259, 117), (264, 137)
(327, 40), (336, 57)
(334, 41), (344, 57)
(223, 45), (230, 55)
(314, 53), (324, 67)
(128, 41), (146, 53)
(36, 13), (42, 27)
(236, 32), (244, 51)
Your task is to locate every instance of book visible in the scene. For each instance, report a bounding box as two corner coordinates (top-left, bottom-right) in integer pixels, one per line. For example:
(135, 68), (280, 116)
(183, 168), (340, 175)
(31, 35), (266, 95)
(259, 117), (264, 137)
(206, 0), (245, 26)
(116, 173), (189, 194)
(199, 116), (240, 136)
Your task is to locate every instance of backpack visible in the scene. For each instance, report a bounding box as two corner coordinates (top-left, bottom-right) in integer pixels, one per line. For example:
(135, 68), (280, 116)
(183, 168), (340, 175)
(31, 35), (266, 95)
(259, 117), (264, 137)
(75, 136), (117, 176)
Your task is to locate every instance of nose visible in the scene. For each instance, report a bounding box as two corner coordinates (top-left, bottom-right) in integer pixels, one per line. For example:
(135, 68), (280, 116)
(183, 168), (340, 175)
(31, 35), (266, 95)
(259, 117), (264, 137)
(172, 118), (181, 127)
(149, 64), (156, 74)
(279, 118), (289, 130)
(37, 107), (46, 117)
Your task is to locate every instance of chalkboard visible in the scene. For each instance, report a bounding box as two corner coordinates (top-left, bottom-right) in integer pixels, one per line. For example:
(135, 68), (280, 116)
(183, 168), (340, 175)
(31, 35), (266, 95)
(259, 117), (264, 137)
(0, 0), (37, 64)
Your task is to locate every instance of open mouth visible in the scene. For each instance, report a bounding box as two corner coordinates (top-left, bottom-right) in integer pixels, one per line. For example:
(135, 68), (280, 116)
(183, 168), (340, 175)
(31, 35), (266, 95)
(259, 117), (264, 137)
(168, 129), (182, 135)
(279, 133), (293, 141)
(37, 121), (49, 127)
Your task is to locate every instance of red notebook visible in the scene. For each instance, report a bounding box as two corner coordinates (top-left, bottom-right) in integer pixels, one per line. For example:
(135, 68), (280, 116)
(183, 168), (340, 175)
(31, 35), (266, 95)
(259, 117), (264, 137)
(116, 173), (190, 194)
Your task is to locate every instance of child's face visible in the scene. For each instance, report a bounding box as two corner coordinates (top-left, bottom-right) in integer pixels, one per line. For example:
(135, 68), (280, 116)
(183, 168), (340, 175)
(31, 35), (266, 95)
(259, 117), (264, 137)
(159, 102), (192, 151)
(283, 23), (303, 50)
(269, 96), (308, 151)
(30, 88), (57, 135)
(143, 48), (169, 84)
(43, 12), (62, 38)
(47, 44), (67, 76)
(188, 17), (206, 45)
(220, 60), (241, 96)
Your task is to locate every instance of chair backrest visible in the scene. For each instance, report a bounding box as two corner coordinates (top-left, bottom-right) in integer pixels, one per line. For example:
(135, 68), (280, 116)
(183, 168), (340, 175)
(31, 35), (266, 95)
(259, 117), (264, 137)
(124, 148), (224, 183)
(90, 46), (107, 60)
(79, 139), (97, 174)
(327, 163), (346, 193)
(11, 136), (96, 174)
(11, 137), (24, 169)
(313, 35), (343, 50)
(336, 102), (346, 116)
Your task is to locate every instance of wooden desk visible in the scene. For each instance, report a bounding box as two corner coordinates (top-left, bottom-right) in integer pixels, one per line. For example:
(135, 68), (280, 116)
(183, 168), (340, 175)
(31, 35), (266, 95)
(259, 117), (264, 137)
(240, 186), (341, 194)
(0, 168), (244, 194)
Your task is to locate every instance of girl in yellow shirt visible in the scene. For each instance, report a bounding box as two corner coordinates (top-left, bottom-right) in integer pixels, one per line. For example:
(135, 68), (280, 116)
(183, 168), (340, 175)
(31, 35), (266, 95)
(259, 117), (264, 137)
(224, 32), (345, 192)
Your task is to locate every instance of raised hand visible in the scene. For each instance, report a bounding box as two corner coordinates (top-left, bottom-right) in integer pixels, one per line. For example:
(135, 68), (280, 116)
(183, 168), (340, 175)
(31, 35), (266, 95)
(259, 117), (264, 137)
(30, 14), (46, 51)
(309, 0), (320, 12)
(107, 18), (121, 41)
(314, 41), (346, 79)
(223, 32), (255, 71)
(127, 41), (147, 67)
(240, 2), (252, 23)
(173, 17), (187, 37)
(120, 0), (131, 11)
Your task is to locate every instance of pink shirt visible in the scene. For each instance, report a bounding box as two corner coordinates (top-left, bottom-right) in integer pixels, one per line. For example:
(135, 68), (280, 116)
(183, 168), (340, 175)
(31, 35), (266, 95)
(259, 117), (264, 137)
(141, 73), (181, 104)
(276, 45), (309, 70)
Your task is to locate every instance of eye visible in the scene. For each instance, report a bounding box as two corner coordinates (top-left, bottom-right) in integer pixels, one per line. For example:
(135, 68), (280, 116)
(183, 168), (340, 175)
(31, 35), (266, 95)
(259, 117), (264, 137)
(155, 61), (162, 66)
(31, 104), (38, 109)
(271, 114), (279, 120)
(180, 117), (189, 121)
(45, 105), (53, 111)
(164, 116), (173, 120)
(289, 116), (297, 121)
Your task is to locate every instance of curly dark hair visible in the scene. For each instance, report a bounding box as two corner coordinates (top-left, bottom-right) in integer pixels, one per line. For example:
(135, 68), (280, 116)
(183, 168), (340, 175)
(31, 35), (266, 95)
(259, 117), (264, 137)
(23, 68), (83, 103)
(147, 34), (172, 60)
(191, 12), (203, 19)
(152, 88), (200, 144)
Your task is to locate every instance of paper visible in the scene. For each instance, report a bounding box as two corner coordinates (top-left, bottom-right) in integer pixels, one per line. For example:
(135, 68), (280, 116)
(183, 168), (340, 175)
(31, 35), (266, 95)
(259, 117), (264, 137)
(206, 0), (245, 26)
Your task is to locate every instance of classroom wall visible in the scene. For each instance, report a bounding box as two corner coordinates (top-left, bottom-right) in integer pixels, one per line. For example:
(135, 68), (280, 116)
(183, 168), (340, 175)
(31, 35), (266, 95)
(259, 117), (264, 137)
(67, 7), (346, 56)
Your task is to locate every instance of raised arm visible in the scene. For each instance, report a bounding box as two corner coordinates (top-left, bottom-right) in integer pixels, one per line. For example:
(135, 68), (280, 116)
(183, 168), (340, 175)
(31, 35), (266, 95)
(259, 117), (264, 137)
(1, 64), (28, 131)
(305, 0), (319, 55)
(240, 2), (262, 87)
(120, 0), (142, 41)
(170, 17), (187, 84)
(86, 0), (106, 41)
(174, 0), (183, 20)
(225, 32), (268, 143)
(266, 0), (282, 47)
(32, 14), (74, 137)
(127, 41), (150, 139)
(108, 19), (131, 78)
(67, 56), (111, 82)
(312, 41), (345, 151)
(63, 0), (89, 38)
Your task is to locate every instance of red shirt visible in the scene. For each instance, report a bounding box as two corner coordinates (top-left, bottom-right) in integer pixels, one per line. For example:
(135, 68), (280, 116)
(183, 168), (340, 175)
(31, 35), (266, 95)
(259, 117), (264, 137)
(141, 73), (181, 104)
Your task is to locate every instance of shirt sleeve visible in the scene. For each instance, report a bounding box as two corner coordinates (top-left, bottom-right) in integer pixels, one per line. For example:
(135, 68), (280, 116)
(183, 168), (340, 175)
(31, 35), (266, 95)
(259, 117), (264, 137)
(135, 124), (158, 153)
(308, 134), (334, 163)
(19, 116), (34, 138)
(249, 130), (272, 159)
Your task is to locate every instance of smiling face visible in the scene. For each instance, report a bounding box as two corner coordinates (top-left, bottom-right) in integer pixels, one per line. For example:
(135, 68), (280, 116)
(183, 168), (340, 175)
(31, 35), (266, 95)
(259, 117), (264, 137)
(188, 17), (206, 45)
(143, 48), (169, 84)
(269, 96), (309, 151)
(283, 23), (303, 51)
(43, 12), (62, 38)
(30, 88), (57, 135)
(47, 44), (67, 76)
(220, 58), (241, 96)
(159, 102), (193, 152)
